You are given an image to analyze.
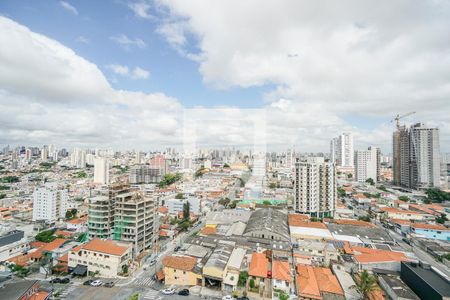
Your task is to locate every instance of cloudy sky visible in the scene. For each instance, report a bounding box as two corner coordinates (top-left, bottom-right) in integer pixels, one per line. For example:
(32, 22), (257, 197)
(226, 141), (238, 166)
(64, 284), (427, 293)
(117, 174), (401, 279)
(0, 0), (449, 152)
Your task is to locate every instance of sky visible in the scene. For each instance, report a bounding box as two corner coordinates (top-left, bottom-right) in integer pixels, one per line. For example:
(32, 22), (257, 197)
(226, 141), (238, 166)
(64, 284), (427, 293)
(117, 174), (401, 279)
(0, 0), (449, 153)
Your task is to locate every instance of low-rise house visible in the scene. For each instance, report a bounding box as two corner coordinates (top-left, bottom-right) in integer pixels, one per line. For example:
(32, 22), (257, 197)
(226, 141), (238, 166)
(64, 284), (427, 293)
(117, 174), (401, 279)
(290, 221), (333, 241)
(380, 207), (425, 221)
(203, 243), (233, 289)
(223, 247), (246, 293)
(410, 223), (450, 241)
(272, 259), (291, 294)
(248, 252), (270, 296)
(348, 246), (410, 272)
(296, 264), (345, 300)
(68, 239), (131, 277)
(294, 240), (339, 266)
(162, 255), (202, 286)
(66, 217), (87, 232)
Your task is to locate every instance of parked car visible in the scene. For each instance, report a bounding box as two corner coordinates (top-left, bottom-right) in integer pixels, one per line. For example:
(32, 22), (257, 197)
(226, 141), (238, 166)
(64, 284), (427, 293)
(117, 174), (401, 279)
(174, 246), (181, 252)
(90, 280), (103, 287)
(161, 288), (175, 295)
(83, 280), (93, 286)
(237, 297), (249, 300)
(178, 289), (189, 296)
(222, 296), (233, 300)
(104, 281), (115, 288)
(149, 259), (157, 266)
(50, 278), (61, 284)
(60, 277), (70, 284)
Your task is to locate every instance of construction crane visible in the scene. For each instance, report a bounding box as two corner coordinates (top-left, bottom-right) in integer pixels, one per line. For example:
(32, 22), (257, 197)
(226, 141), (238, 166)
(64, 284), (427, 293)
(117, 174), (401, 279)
(391, 112), (416, 129)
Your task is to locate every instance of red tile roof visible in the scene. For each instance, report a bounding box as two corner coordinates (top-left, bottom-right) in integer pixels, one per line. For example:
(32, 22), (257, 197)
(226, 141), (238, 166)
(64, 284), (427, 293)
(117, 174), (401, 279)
(249, 252), (269, 278)
(272, 260), (291, 282)
(81, 239), (129, 256)
(162, 255), (196, 271)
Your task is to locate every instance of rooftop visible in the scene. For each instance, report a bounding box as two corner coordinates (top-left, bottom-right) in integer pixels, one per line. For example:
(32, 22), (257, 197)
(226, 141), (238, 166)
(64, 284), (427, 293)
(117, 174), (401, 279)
(162, 255), (197, 271)
(80, 239), (129, 256)
(248, 252), (269, 278)
(296, 264), (344, 299)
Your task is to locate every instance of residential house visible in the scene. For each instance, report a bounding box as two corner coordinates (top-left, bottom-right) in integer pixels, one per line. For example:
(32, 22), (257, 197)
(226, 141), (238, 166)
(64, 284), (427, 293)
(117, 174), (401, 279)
(162, 255), (202, 286)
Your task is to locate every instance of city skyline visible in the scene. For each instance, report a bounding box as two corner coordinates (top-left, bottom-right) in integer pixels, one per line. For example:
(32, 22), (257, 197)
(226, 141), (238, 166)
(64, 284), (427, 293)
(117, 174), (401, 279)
(1, 1), (450, 152)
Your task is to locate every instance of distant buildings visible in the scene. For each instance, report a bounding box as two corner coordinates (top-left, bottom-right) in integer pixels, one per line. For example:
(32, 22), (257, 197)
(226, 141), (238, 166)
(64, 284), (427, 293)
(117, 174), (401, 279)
(93, 157), (109, 185)
(70, 148), (86, 168)
(330, 132), (354, 168)
(32, 182), (68, 223)
(166, 197), (200, 215)
(393, 123), (440, 189)
(354, 147), (380, 183)
(294, 157), (336, 218)
(129, 164), (162, 184)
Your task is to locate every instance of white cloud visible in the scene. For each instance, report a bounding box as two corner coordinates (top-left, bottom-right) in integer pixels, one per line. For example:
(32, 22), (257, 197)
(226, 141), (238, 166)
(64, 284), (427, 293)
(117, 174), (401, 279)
(75, 36), (89, 44)
(106, 64), (150, 80)
(59, 1), (78, 15)
(156, 0), (450, 151)
(110, 34), (146, 49)
(128, 1), (153, 19)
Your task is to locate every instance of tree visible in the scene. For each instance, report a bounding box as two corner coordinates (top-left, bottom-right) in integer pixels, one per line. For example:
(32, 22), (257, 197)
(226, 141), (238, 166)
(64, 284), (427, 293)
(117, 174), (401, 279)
(238, 271), (248, 287)
(378, 185), (387, 192)
(426, 188), (450, 203)
(436, 214), (448, 224)
(183, 201), (190, 220)
(249, 278), (255, 289)
(365, 178), (375, 185)
(262, 200), (271, 206)
(358, 216), (371, 222)
(223, 163), (230, 168)
(76, 171), (87, 178)
(35, 229), (56, 243)
(175, 193), (185, 199)
(122, 264), (128, 274)
(269, 182), (277, 189)
(218, 198), (231, 207)
(179, 220), (191, 231)
(279, 292), (289, 300)
(65, 208), (77, 220)
(0, 176), (19, 183)
(337, 187), (346, 198)
(355, 270), (377, 299)
(398, 196), (410, 202)
(347, 173), (353, 179)
(229, 200), (238, 209)
(0, 193), (6, 199)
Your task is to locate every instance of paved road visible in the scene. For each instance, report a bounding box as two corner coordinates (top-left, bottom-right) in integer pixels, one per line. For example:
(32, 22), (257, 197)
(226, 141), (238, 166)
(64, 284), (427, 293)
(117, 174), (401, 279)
(386, 227), (450, 277)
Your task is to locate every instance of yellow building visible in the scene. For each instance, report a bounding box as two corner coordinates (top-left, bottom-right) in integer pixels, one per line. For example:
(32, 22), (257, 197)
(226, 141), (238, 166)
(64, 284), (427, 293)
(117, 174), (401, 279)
(162, 255), (202, 286)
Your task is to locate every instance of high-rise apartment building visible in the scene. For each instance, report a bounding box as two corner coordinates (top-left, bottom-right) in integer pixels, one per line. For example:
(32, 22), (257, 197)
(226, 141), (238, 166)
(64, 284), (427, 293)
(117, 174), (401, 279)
(32, 182), (68, 223)
(88, 185), (157, 257)
(294, 157), (336, 218)
(129, 164), (162, 184)
(330, 133), (354, 167)
(354, 147), (380, 183)
(93, 157), (109, 185)
(71, 148), (86, 168)
(40, 145), (48, 161)
(393, 123), (440, 189)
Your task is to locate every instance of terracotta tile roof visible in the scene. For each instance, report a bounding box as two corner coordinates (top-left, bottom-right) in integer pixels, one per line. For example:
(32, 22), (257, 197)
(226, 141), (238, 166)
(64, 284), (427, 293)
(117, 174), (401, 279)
(58, 253), (69, 263)
(333, 219), (375, 228)
(81, 239), (129, 256)
(30, 241), (46, 249)
(289, 220), (328, 229)
(200, 226), (216, 235)
(159, 230), (168, 237)
(354, 193), (367, 199)
(390, 219), (411, 225)
(351, 246), (408, 263)
(67, 217), (87, 224)
(55, 230), (74, 238)
(160, 224), (170, 229)
(162, 255), (196, 271)
(8, 253), (30, 266)
(411, 223), (449, 231)
(381, 207), (422, 215)
(409, 204), (439, 216)
(159, 207), (168, 214)
(296, 264), (344, 299)
(41, 238), (66, 252)
(248, 252), (269, 278)
(29, 291), (49, 300)
(156, 269), (165, 281)
(288, 214), (310, 226)
(272, 260), (291, 282)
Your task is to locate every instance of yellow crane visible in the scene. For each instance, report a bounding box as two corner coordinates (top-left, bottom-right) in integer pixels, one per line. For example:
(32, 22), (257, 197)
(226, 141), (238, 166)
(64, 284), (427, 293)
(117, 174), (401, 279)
(391, 112), (416, 129)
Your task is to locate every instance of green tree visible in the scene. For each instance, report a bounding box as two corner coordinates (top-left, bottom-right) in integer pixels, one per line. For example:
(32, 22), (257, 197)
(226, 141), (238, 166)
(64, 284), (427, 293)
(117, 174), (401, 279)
(398, 196), (410, 202)
(347, 173), (353, 179)
(35, 229), (56, 243)
(122, 264), (129, 274)
(76, 171), (87, 178)
(229, 200), (238, 209)
(355, 270), (377, 299)
(175, 193), (185, 199)
(358, 216), (371, 222)
(378, 185), (387, 192)
(183, 201), (190, 220)
(262, 200), (271, 206)
(223, 163), (230, 168)
(365, 178), (375, 185)
(249, 278), (255, 289)
(337, 187), (346, 198)
(436, 214), (448, 224)
(426, 188), (450, 203)
(179, 220), (191, 231)
(0, 185), (10, 190)
(269, 182), (277, 189)
(279, 292), (289, 300)
(218, 198), (231, 207)
(0, 176), (19, 183)
(238, 271), (248, 287)
(0, 193), (6, 199)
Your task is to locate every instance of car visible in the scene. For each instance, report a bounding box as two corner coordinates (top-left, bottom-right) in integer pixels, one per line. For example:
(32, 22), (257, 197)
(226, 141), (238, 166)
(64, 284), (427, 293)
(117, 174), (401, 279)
(90, 280), (103, 286)
(174, 246), (181, 252)
(50, 278), (61, 284)
(83, 280), (93, 286)
(161, 288), (175, 295)
(104, 281), (115, 288)
(237, 297), (249, 300)
(60, 277), (70, 284)
(149, 259), (157, 266)
(222, 296), (233, 300)
(178, 289), (189, 296)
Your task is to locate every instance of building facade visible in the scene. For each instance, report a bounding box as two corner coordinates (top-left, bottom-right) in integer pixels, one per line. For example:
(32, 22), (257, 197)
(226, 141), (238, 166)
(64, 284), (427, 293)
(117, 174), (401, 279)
(330, 133), (354, 167)
(354, 147), (380, 183)
(294, 157), (336, 218)
(32, 183), (68, 223)
(93, 157), (109, 185)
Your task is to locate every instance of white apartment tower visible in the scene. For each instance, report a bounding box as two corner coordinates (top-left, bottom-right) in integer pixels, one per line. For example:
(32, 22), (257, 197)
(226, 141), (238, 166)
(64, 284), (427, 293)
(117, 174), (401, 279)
(93, 157), (109, 185)
(330, 133), (354, 167)
(294, 157), (336, 218)
(32, 182), (68, 223)
(354, 147), (380, 183)
(71, 148), (86, 168)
